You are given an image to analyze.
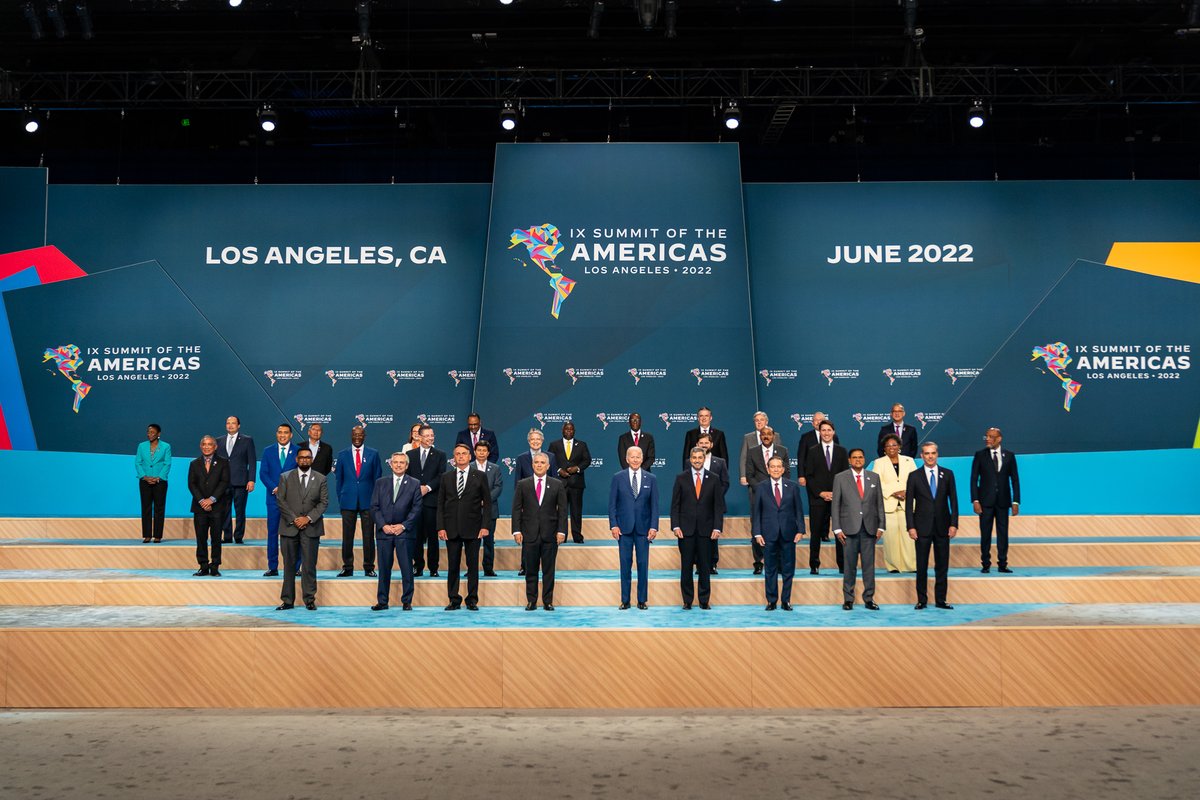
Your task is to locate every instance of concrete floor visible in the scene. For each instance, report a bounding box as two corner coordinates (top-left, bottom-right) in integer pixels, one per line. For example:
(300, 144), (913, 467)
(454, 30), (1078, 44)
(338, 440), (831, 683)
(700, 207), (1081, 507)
(0, 708), (1196, 799)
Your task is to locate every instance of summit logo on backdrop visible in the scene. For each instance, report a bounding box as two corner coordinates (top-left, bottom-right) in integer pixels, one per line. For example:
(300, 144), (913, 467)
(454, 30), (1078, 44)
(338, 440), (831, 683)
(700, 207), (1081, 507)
(43, 344), (91, 413)
(1031, 342), (1083, 411)
(509, 223), (576, 319)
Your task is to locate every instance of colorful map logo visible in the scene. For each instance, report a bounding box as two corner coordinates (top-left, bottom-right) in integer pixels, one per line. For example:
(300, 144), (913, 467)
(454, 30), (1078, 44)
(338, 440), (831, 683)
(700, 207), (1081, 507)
(509, 223), (576, 319)
(43, 344), (91, 413)
(1031, 341), (1083, 411)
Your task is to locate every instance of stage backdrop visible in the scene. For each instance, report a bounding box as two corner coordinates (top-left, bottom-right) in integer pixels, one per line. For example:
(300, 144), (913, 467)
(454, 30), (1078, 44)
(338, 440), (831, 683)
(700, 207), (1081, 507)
(474, 143), (759, 515)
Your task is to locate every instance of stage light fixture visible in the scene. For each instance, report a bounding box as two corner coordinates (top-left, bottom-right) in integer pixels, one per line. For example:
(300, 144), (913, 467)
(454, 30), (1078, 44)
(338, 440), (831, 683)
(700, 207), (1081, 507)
(228, 0), (243, 7)
(22, 2), (43, 40)
(499, 103), (519, 132)
(722, 102), (741, 131)
(258, 105), (278, 133)
(663, 0), (677, 39)
(499, 0), (514, 5)
(45, 1), (66, 39)
(22, 107), (42, 134)
(637, 0), (660, 31)
(355, 0), (372, 46)
(587, 1), (604, 40)
(75, 1), (93, 39)
(967, 99), (988, 129)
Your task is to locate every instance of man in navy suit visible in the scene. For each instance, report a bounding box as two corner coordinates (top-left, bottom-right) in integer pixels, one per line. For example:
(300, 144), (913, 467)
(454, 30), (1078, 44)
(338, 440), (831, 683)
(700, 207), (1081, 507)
(471, 440), (504, 576)
(455, 412), (500, 464)
(369, 451), (423, 611)
(680, 406), (729, 469)
(513, 428), (559, 488)
(259, 422), (299, 577)
(218, 415), (256, 544)
(608, 444), (659, 610)
(970, 427), (1021, 574)
(511, 452), (568, 610)
(670, 447), (725, 609)
(751, 455), (806, 610)
(334, 426), (383, 577)
(877, 403), (919, 459)
(906, 441), (959, 610)
(406, 424), (447, 577)
(804, 419), (849, 574)
(546, 421), (591, 544)
(695, 432), (730, 574)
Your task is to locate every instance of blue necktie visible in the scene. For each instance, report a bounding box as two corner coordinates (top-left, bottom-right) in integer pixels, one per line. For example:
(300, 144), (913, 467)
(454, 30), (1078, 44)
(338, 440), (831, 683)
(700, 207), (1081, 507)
(929, 469), (937, 496)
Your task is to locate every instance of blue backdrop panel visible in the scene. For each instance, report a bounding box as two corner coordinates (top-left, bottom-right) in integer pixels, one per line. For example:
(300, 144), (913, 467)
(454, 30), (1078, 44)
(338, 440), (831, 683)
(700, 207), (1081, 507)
(0, 167), (47, 253)
(475, 143), (758, 515)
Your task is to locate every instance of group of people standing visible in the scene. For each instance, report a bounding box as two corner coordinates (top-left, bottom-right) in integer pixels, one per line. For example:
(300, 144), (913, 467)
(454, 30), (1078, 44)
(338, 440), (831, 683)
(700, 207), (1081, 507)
(134, 403), (1020, 613)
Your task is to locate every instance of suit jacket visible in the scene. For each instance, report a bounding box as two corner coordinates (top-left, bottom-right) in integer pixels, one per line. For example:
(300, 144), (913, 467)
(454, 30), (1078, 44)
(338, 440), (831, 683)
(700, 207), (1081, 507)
(608, 469), (659, 535)
(876, 423), (919, 459)
(669, 469), (726, 537)
(970, 448), (1021, 508)
(868, 455), (919, 514)
(804, 442), (850, 501)
(473, 460), (504, 524)
(831, 469), (887, 536)
(370, 473), (422, 538)
(738, 431), (760, 482)
(546, 438), (591, 488)
(744, 443), (791, 489)
(303, 441), (334, 475)
(905, 465), (959, 537)
(617, 431), (655, 470)
(436, 468), (493, 539)
(796, 429), (840, 477)
(334, 446), (383, 510)
(454, 427), (500, 463)
(276, 468), (329, 538)
(681, 427), (728, 469)
(217, 433), (256, 486)
(258, 442), (298, 501)
(751, 478), (806, 542)
(134, 440), (172, 480)
(705, 455), (731, 496)
(187, 456), (230, 515)
(511, 475), (568, 543)
(406, 446), (448, 507)
(514, 450), (560, 489)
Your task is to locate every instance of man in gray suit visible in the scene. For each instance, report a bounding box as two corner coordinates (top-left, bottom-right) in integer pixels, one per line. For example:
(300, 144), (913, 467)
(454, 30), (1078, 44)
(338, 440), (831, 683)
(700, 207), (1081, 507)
(742, 425), (789, 575)
(737, 411), (770, 489)
(831, 448), (886, 611)
(472, 440), (504, 576)
(275, 446), (329, 611)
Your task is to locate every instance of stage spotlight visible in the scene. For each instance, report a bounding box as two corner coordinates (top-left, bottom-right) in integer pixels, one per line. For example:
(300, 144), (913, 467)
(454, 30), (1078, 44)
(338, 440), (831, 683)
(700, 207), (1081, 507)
(663, 0), (677, 39)
(75, 1), (93, 39)
(499, 0), (514, 5)
(637, 0), (660, 31)
(258, 105), (278, 133)
(722, 102), (741, 131)
(355, 0), (371, 46)
(45, 1), (66, 39)
(499, 103), (518, 132)
(22, 2), (43, 40)
(22, 107), (42, 134)
(228, 0), (243, 7)
(967, 99), (987, 129)
(587, 1), (604, 40)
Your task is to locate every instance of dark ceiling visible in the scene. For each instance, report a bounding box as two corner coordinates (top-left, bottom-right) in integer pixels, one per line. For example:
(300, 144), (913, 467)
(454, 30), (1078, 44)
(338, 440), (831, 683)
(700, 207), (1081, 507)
(3, 1), (1200, 183)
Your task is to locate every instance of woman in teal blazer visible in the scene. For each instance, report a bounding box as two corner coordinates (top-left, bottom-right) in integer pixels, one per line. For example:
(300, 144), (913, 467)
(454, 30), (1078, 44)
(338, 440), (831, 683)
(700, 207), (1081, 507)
(135, 424), (172, 542)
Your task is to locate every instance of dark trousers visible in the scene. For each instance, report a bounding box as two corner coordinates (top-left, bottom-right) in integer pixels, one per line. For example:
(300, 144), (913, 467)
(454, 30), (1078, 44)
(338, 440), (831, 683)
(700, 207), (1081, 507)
(280, 533), (320, 605)
(618, 533), (651, 604)
(842, 530), (877, 603)
(808, 499), (844, 571)
(677, 535), (713, 605)
(565, 486), (585, 542)
(979, 506), (1010, 568)
(413, 503), (440, 573)
(445, 537), (481, 605)
(340, 508), (376, 571)
(482, 518), (497, 572)
(915, 533), (950, 604)
(763, 536), (796, 604)
(522, 538), (559, 604)
(265, 496), (301, 572)
(193, 509), (222, 567)
(376, 536), (414, 606)
(139, 480), (167, 540)
(711, 538), (720, 567)
(222, 485), (248, 542)
(748, 485), (764, 567)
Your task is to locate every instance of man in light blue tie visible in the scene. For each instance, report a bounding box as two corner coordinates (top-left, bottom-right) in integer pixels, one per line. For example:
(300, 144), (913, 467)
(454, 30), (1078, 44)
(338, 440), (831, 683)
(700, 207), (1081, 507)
(259, 423), (299, 577)
(608, 445), (659, 610)
(905, 441), (959, 610)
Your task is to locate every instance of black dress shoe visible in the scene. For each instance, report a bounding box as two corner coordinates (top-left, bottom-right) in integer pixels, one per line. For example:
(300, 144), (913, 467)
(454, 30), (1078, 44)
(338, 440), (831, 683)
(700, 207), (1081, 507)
(336, 568), (353, 577)
(222, 538), (233, 544)
(683, 603), (693, 610)
(143, 538), (151, 543)
(998, 566), (1013, 573)
(235, 538), (244, 544)
(466, 602), (479, 611)
(518, 568), (526, 576)
(780, 602), (793, 611)
(413, 570), (424, 578)
(152, 538), (162, 543)
(936, 602), (954, 610)
(484, 570), (498, 577)
(371, 603), (388, 611)
(444, 602), (460, 611)
(209, 568), (221, 577)
(365, 570), (378, 578)
(710, 567), (718, 575)
(981, 566), (991, 573)
(842, 601), (854, 611)
(193, 567), (210, 576)
(753, 565), (763, 575)
(765, 602), (777, 611)
(275, 603), (293, 610)
(543, 604), (555, 611)
(263, 569), (279, 577)
(429, 571), (440, 577)
(402, 603), (413, 611)
(572, 537), (585, 544)
(637, 602), (648, 610)
(699, 602), (710, 610)
(619, 602), (631, 610)
(305, 601), (317, 611)
(810, 568), (819, 575)
(914, 602), (927, 610)
(525, 601), (537, 611)
(822, 535), (831, 542)
(865, 601), (881, 611)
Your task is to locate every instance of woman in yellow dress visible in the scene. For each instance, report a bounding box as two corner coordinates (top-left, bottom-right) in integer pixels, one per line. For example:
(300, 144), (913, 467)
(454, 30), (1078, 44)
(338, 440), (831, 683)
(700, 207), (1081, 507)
(869, 434), (918, 572)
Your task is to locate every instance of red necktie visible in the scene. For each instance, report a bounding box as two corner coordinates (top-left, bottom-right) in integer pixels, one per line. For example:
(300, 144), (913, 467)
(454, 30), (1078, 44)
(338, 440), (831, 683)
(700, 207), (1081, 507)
(355, 448), (362, 477)
(694, 472), (702, 499)
(633, 432), (639, 447)
(536, 477), (543, 504)
(856, 472), (864, 499)
(774, 482), (782, 507)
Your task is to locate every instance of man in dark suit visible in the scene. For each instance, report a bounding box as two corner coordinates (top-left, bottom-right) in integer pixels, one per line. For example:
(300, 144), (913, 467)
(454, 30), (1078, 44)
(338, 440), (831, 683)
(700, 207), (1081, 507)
(608, 444), (659, 609)
(876, 403), (919, 459)
(187, 436), (229, 577)
(547, 421), (591, 544)
(369, 451), (422, 611)
(905, 441), (959, 610)
(406, 424), (447, 577)
(751, 455), (805, 610)
(511, 452), (568, 610)
(436, 443), (493, 610)
(743, 425), (789, 575)
(670, 447), (725, 609)
(334, 426), (383, 577)
(258, 422), (299, 577)
(796, 411), (838, 488)
(217, 415), (256, 544)
(696, 432), (730, 573)
(804, 419), (849, 574)
(681, 406), (728, 469)
(832, 448), (886, 611)
(471, 440), (504, 576)
(513, 428), (559, 489)
(738, 411), (769, 489)
(970, 427), (1021, 574)
(275, 447), (329, 611)
(617, 412), (655, 471)
(455, 412), (500, 464)
(302, 422), (334, 476)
